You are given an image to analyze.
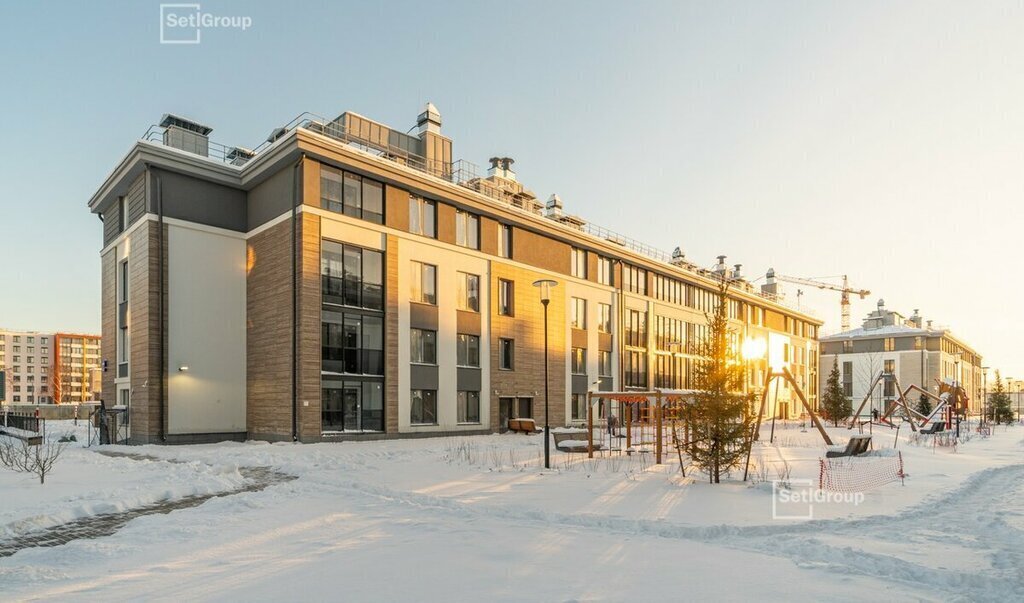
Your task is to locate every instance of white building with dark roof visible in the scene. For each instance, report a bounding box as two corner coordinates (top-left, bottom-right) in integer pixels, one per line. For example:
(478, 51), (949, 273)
(819, 300), (983, 417)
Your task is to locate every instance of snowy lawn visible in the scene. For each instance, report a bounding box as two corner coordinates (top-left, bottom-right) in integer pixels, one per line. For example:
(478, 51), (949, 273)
(1, 420), (1022, 601)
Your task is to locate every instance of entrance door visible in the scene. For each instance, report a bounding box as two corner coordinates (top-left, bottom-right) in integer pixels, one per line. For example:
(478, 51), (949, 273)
(342, 385), (361, 431)
(498, 397), (514, 432)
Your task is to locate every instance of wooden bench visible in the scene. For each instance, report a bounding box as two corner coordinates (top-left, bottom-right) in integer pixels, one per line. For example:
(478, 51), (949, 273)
(825, 434), (872, 458)
(507, 418), (539, 434)
(553, 430), (602, 453)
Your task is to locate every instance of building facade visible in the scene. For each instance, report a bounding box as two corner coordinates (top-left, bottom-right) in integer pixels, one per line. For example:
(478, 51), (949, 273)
(87, 105), (822, 444)
(0, 330), (102, 405)
(819, 301), (983, 417)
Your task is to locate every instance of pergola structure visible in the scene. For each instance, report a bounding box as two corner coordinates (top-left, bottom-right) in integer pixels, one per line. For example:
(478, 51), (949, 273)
(584, 389), (699, 464)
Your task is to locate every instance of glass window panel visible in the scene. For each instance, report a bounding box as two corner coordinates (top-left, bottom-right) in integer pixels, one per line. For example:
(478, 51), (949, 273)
(343, 172), (361, 217)
(362, 179), (383, 224)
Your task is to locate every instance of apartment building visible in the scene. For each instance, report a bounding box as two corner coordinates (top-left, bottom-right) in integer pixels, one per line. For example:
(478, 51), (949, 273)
(0, 330), (102, 405)
(87, 105), (822, 444)
(819, 301), (983, 416)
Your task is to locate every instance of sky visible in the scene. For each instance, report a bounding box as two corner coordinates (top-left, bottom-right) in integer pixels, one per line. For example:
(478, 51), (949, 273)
(0, 1), (1021, 378)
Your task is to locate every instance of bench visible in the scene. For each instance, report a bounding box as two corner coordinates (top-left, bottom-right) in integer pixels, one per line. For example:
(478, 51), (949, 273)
(825, 434), (872, 458)
(507, 418), (539, 434)
(0, 426), (43, 446)
(552, 430), (603, 453)
(920, 421), (945, 435)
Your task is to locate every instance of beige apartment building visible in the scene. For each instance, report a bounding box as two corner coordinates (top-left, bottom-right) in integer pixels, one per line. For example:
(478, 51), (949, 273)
(820, 301), (983, 417)
(0, 330), (101, 405)
(86, 105), (822, 444)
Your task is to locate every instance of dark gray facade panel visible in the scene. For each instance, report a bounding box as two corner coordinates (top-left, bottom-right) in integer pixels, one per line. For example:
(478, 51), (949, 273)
(410, 364), (439, 390)
(598, 377), (613, 391)
(572, 375), (589, 394)
(102, 208), (120, 246)
(457, 368), (482, 391)
(126, 172), (146, 226)
(150, 169), (246, 232)
(410, 303), (439, 331)
(247, 166), (294, 230)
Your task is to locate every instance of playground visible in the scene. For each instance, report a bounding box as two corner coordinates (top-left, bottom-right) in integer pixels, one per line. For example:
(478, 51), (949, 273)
(2, 414), (1023, 601)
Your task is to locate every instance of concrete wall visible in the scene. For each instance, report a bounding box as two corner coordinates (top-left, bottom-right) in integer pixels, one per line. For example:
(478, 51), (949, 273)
(167, 223), (247, 435)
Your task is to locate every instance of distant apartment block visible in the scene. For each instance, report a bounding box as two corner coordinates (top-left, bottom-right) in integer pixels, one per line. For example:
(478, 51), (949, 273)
(87, 105), (822, 444)
(819, 301), (983, 416)
(0, 330), (101, 405)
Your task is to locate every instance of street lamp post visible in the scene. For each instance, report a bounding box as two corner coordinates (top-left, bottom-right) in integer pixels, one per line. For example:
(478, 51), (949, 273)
(533, 279), (557, 470)
(953, 353), (961, 438)
(981, 366), (989, 427)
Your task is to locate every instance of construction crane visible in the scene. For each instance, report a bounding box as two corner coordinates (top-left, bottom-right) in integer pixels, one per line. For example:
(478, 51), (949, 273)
(763, 269), (870, 332)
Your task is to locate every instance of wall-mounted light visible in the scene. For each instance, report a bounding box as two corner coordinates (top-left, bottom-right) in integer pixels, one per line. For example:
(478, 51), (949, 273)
(178, 365), (190, 372)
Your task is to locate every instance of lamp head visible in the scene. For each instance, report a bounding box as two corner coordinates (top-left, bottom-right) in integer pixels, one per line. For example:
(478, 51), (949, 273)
(532, 279), (557, 303)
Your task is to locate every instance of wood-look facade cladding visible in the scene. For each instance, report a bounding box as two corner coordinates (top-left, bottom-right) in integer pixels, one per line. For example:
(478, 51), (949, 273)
(91, 116), (822, 445)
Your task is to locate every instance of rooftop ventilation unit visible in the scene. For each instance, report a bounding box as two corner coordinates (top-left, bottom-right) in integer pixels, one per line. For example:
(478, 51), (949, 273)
(670, 247), (687, 266)
(160, 113), (212, 157)
(266, 127), (288, 143)
(226, 147), (255, 166)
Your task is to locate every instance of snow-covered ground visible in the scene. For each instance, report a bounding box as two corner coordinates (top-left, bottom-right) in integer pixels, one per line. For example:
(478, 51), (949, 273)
(1, 420), (1022, 601)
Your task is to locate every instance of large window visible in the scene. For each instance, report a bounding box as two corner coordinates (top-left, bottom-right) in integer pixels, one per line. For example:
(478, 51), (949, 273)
(320, 165), (383, 224)
(411, 261), (437, 305)
(498, 279), (514, 316)
(117, 259), (129, 374)
(625, 351), (648, 388)
(455, 210), (479, 249)
(457, 272), (480, 312)
(598, 303), (612, 333)
(499, 338), (515, 370)
(409, 195), (436, 237)
(571, 248), (587, 278)
(457, 334), (480, 367)
(625, 309), (647, 348)
(498, 224), (513, 258)
(322, 381), (384, 433)
(457, 391), (480, 424)
(597, 256), (613, 286)
(322, 241), (383, 310)
(571, 394), (586, 421)
(571, 347), (586, 375)
(322, 312), (384, 375)
(571, 297), (587, 330)
(599, 350), (613, 377)
(411, 389), (437, 425)
(410, 329), (437, 364)
(623, 264), (647, 295)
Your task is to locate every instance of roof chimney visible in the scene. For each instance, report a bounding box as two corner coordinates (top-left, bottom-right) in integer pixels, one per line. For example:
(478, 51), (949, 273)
(160, 113), (212, 157)
(417, 102), (442, 135)
(545, 194), (563, 218)
(487, 156), (517, 181)
(733, 264), (743, 279)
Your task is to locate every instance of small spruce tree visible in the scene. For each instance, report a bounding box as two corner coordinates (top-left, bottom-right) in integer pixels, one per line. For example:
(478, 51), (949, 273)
(989, 371), (1014, 425)
(821, 357), (849, 426)
(916, 392), (932, 417)
(681, 278), (755, 484)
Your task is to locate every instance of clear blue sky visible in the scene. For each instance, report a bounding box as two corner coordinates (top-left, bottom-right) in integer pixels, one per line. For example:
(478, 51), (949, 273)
(1, 1), (1021, 378)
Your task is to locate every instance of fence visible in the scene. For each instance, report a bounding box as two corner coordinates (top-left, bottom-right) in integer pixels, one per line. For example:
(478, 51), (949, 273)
(819, 452), (905, 492)
(2, 411), (41, 434)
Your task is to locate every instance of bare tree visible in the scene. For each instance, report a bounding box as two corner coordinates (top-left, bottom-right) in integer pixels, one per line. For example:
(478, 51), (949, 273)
(0, 434), (69, 484)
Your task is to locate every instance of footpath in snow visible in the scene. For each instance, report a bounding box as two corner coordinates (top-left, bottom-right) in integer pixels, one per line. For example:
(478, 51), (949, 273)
(0, 420), (1022, 602)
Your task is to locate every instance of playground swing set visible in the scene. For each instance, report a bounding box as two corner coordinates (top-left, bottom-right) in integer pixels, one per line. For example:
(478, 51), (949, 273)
(846, 372), (969, 434)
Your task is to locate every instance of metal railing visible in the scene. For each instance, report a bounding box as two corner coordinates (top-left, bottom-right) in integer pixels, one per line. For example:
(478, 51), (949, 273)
(138, 112), (817, 319)
(2, 412), (41, 434)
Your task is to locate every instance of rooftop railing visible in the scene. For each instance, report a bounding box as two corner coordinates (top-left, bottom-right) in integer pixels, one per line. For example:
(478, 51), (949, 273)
(138, 114), (817, 319)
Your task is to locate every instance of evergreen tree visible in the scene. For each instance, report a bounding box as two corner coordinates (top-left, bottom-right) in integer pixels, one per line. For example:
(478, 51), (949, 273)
(916, 393), (932, 417)
(821, 357), (849, 426)
(989, 371), (1014, 425)
(681, 279), (755, 483)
